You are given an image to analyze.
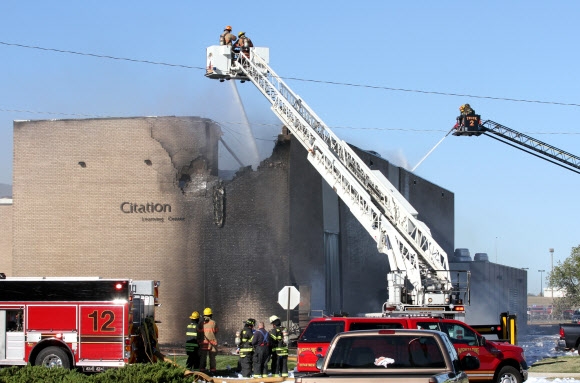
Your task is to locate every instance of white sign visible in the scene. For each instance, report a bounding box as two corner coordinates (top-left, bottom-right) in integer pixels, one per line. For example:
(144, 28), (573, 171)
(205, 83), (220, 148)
(278, 286), (300, 310)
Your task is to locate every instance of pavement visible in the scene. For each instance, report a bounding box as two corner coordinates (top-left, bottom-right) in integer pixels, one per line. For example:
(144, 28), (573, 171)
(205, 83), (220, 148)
(529, 372), (580, 378)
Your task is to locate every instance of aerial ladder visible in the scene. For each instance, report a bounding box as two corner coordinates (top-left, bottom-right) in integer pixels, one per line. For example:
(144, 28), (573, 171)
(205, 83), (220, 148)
(206, 45), (468, 315)
(454, 111), (580, 175)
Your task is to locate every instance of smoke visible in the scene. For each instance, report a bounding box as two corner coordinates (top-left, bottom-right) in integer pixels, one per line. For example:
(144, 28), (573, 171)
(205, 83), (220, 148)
(383, 148), (411, 171)
(191, 80), (281, 173)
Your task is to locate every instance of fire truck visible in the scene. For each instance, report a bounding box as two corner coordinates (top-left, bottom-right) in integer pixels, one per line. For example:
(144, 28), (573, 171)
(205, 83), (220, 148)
(205, 45), (470, 318)
(453, 110), (580, 175)
(0, 275), (160, 372)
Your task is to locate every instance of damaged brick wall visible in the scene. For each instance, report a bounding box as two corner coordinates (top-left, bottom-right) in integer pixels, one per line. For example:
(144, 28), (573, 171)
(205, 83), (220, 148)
(11, 116), (456, 345)
(12, 116), (220, 344)
(199, 139), (293, 344)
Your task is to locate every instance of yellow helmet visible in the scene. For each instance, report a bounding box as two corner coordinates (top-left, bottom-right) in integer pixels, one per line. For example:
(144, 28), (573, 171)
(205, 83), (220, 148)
(238, 31), (245, 37)
(203, 307), (213, 316)
(189, 311), (200, 319)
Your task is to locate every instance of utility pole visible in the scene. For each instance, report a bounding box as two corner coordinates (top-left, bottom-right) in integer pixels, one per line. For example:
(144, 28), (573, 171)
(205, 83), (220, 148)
(538, 270), (545, 297)
(550, 248), (554, 301)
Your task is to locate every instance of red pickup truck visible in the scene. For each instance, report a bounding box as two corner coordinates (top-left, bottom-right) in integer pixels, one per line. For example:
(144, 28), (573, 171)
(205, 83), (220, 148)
(296, 316), (528, 383)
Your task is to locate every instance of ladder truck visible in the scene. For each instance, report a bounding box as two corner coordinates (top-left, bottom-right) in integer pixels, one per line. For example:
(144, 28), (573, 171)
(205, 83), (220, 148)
(206, 45), (468, 317)
(454, 112), (580, 174)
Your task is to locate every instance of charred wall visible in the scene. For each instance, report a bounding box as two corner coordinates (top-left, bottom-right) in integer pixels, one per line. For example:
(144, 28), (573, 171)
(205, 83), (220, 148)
(11, 117), (456, 345)
(12, 117), (220, 344)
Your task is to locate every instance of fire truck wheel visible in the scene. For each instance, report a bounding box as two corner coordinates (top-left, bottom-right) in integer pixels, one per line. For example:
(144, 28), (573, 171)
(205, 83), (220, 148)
(496, 366), (522, 383)
(35, 346), (71, 369)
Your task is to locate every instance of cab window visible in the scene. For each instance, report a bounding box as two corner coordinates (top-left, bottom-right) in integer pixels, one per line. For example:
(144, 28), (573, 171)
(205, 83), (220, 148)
(439, 323), (477, 345)
(416, 322), (440, 331)
(349, 322), (404, 331)
(299, 321), (345, 342)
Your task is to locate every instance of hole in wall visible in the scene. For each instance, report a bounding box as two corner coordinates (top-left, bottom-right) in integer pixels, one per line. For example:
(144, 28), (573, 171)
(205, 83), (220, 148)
(144, 160), (152, 166)
(78, 162), (86, 168)
(178, 174), (191, 191)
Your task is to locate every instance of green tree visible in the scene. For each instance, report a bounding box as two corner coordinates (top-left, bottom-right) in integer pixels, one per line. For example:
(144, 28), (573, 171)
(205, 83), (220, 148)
(549, 245), (580, 310)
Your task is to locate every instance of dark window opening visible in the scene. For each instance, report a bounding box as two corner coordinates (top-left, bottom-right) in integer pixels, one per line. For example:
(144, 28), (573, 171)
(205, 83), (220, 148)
(179, 174), (191, 191)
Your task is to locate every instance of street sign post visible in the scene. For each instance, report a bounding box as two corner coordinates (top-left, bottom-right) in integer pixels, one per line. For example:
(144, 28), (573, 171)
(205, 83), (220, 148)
(278, 286), (300, 310)
(278, 286), (300, 331)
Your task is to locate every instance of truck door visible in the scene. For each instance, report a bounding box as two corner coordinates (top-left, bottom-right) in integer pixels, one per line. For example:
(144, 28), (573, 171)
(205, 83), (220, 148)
(417, 320), (495, 382)
(0, 308), (25, 363)
(79, 305), (125, 361)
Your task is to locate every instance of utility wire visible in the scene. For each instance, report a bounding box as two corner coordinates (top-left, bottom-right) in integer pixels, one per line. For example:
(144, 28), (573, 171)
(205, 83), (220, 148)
(1, 40), (579, 107)
(0, 41), (203, 70)
(2, 107), (579, 136)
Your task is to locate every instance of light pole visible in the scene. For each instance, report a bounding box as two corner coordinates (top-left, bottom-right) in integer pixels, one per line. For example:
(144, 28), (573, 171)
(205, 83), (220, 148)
(538, 270), (545, 297)
(549, 248), (554, 301)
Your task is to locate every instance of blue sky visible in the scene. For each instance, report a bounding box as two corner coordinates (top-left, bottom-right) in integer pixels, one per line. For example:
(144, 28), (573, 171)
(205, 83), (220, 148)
(1, 1), (578, 295)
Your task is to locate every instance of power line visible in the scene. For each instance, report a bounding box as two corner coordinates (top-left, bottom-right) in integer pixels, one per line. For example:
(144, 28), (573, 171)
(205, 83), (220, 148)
(0, 41), (203, 70)
(1, 40), (579, 108)
(2, 107), (579, 135)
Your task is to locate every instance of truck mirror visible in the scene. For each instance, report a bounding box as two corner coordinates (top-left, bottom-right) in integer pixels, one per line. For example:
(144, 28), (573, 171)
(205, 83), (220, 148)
(460, 355), (480, 370)
(316, 358), (324, 370)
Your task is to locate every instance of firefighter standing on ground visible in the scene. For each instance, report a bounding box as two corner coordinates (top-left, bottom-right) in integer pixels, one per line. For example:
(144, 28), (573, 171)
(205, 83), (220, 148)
(252, 321), (270, 378)
(269, 315), (289, 377)
(236, 318), (256, 377)
(219, 25), (237, 46)
(198, 307), (219, 375)
(185, 311), (200, 370)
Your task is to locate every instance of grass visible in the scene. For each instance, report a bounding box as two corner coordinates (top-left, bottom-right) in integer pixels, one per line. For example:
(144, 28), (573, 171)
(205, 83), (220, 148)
(529, 356), (580, 373)
(162, 354), (297, 376)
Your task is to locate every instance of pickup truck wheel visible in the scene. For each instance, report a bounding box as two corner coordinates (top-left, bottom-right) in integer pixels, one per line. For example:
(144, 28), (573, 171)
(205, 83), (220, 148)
(496, 366), (522, 383)
(35, 346), (71, 369)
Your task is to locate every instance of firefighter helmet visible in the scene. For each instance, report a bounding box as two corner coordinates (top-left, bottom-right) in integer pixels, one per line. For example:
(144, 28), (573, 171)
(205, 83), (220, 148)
(246, 318), (256, 326)
(225, 25), (232, 31)
(238, 31), (245, 37)
(269, 315), (280, 323)
(189, 311), (200, 319)
(203, 307), (213, 316)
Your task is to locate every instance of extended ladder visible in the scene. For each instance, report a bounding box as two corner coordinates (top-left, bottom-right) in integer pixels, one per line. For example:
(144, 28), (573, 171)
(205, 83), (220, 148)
(454, 116), (580, 174)
(206, 46), (465, 311)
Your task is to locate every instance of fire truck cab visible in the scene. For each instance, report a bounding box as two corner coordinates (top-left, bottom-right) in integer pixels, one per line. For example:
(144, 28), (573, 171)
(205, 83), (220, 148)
(0, 276), (159, 371)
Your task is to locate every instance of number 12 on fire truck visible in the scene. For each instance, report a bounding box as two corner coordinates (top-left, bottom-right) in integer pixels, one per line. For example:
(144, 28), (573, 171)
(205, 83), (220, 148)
(0, 276), (160, 372)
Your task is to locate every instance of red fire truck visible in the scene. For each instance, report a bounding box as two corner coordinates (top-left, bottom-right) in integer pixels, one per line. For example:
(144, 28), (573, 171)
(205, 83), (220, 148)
(0, 275), (160, 372)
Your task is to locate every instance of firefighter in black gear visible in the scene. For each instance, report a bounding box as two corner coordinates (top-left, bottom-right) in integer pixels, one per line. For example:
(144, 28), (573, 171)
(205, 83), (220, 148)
(236, 318), (256, 377)
(252, 321), (270, 378)
(269, 315), (289, 377)
(185, 311), (200, 370)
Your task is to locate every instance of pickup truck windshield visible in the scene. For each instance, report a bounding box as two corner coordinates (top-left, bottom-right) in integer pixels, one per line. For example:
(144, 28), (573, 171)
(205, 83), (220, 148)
(327, 335), (446, 369)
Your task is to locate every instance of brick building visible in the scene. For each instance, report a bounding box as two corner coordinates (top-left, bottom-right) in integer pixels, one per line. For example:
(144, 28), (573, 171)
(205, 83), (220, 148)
(6, 116), (456, 345)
